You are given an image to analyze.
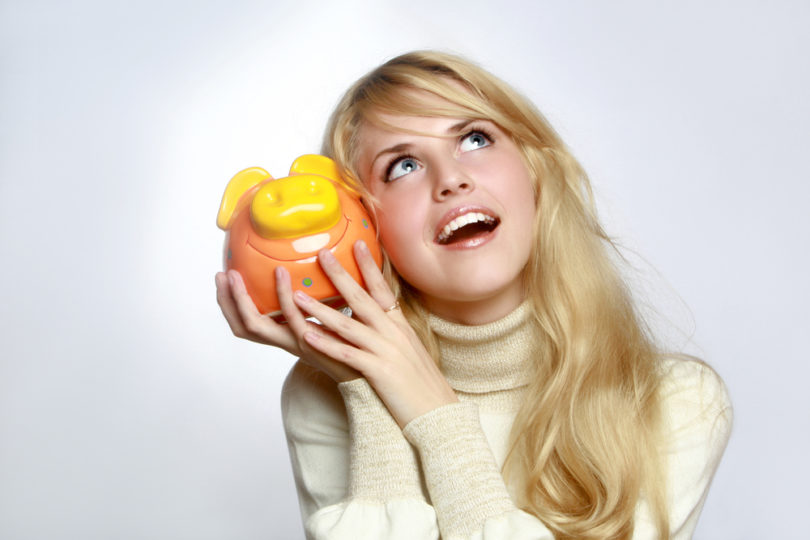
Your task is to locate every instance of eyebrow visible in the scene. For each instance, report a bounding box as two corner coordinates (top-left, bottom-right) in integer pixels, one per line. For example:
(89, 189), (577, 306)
(369, 119), (478, 169)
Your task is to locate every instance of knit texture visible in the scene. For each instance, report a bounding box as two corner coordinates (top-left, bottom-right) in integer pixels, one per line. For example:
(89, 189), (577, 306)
(404, 402), (515, 538)
(429, 301), (537, 410)
(338, 378), (424, 501)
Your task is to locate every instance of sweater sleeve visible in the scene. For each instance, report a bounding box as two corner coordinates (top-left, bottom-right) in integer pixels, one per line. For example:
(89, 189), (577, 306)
(281, 361), (554, 540)
(281, 361), (437, 539)
(403, 402), (555, 540)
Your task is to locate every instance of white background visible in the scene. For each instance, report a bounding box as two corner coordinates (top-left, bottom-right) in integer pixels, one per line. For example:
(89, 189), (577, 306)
(1, 1), (808, 538)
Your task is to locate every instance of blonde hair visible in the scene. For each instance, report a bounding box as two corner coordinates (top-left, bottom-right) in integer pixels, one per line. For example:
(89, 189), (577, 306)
(322, 51), (669, 539)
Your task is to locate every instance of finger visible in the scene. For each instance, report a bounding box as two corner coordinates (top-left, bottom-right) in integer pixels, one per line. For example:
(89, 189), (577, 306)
(293, 289), (381, 352)
(301, 329), (373, 374)
(353, 240), (401, 316)
(275, 266), (314, 342)
(317, 248), (391, 328)
(216, 271), (250, 338)
(277, 267), (363, 381)
(276, 267), (352, 357)
(227, 270), (298, 350)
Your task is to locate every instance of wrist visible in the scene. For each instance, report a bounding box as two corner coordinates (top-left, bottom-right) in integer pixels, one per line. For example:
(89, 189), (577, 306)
(396, 389), (459, 428)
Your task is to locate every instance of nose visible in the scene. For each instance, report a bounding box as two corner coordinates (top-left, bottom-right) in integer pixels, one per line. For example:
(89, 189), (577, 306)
(250, 175), (341, 239)
(432, 160), (475, 201)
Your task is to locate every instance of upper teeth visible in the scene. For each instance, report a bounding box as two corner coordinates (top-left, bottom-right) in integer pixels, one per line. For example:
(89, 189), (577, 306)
(437, 212), (495, 242)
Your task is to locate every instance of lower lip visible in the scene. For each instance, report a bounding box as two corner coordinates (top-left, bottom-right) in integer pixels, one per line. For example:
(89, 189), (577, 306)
(436, 226), (498, 250)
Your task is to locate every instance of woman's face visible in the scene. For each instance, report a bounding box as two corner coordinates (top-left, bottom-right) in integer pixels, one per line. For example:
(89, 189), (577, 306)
(355, 109), (537, 325)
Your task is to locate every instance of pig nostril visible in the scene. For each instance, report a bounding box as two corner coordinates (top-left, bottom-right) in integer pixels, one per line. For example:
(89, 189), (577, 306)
(250, 175), (341, 239)
(259, 190), (284, 207)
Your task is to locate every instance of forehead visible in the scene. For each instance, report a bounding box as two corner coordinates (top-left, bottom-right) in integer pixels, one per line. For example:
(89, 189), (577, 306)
(359, 112), (466, 141)
(355, 114), (474, 170)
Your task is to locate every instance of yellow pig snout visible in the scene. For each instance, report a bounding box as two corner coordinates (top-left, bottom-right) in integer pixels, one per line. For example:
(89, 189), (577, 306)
(250, 174), (341, 239)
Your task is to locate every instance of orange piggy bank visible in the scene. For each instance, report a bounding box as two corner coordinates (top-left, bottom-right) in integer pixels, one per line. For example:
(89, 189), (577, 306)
(217, 154), (382, 319)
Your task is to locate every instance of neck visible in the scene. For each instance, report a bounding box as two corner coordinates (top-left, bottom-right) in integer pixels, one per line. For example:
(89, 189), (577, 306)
(421, 285), (526, 326)
(427, 300), (536, 394)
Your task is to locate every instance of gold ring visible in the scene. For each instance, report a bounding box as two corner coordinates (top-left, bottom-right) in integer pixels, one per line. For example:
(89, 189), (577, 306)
(383, 300), (401, 313)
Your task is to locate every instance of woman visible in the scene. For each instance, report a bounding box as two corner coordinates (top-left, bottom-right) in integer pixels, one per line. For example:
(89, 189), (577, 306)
(216, 51), (732, 539)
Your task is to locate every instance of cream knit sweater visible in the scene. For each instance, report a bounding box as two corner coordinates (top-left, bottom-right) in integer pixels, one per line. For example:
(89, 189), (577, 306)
(281, 303), (732, 539)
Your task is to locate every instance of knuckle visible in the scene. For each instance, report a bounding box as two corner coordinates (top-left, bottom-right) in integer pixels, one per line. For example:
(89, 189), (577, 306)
(334, 317), (354, 336)
(369, 280), (389, 297)
(293, 329), (309, 347)
(231, 326), (246, 339)
(373, 360), (395, 380)
(396, 320), (415, 334)
(297, 340), (311, 355)
(338, 346), (355, 363)
(346, 288), (367, 306)
(243, 316), (262, 335)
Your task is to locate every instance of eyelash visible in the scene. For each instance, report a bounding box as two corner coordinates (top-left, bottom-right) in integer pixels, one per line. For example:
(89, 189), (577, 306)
(463, 126), (495, 146)
(382, 125), (496, 183)
(384, 153), (419, 183)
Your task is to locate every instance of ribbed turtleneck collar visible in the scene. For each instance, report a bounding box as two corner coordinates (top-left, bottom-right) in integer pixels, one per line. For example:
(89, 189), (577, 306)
(427, 302), (538, 394)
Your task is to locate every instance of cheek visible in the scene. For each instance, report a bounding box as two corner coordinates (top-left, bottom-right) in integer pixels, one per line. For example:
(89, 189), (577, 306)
(377, 210), (419, 256)
(500, 168), (538, 253)
(376, 208), (434, 286)
(506, 159), (537, 212)
(374, 198), (419, 255)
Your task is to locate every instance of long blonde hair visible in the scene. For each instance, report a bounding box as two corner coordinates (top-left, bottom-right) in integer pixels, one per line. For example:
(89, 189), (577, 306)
(322, 51), (669, 539)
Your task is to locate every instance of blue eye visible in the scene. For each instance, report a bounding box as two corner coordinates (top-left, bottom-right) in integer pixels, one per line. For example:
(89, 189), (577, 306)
(386, 157), (420, 181)
(459, 131), (491, 152)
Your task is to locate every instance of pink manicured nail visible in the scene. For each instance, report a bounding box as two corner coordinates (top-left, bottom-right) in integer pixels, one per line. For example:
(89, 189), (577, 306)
(319, 249), (336, 263)
(294, 290), (312, 304)
(355, 239), (368, 253)
(303, 331), (319, 344)
(275, 266), (287, 283)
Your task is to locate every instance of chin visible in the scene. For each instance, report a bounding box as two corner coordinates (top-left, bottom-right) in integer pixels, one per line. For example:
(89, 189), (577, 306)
(422, 276), (524, 307)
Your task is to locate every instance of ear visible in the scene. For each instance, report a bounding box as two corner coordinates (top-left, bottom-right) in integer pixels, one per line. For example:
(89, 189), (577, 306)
(289, 154), (339, 182)
(217, 167), (271, 230)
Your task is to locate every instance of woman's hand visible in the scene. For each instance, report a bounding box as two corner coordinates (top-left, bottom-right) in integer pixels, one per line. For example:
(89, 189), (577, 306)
(215, 266), (360, 383)
(292, 240), (459, 427)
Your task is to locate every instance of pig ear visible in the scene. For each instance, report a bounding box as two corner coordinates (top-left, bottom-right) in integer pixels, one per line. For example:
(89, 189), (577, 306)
(289, 155), (339, 181)
(217, 167), (271, 230)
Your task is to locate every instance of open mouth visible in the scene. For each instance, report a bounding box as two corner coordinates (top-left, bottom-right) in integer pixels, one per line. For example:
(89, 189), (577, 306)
(436, 211), (501, 245)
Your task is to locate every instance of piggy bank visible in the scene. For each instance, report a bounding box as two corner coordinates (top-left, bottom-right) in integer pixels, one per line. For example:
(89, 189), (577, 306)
(216, 154), (382, 319)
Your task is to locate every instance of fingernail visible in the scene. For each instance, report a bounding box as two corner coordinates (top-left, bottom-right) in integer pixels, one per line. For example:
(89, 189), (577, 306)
(356, 239), (368, 253)
(228, 273), (235, 287)
(294, 290), (312, 304)
(303, 331), (319, 344)
(275, 266), (287, 283)
(319, 249), (336, 263)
